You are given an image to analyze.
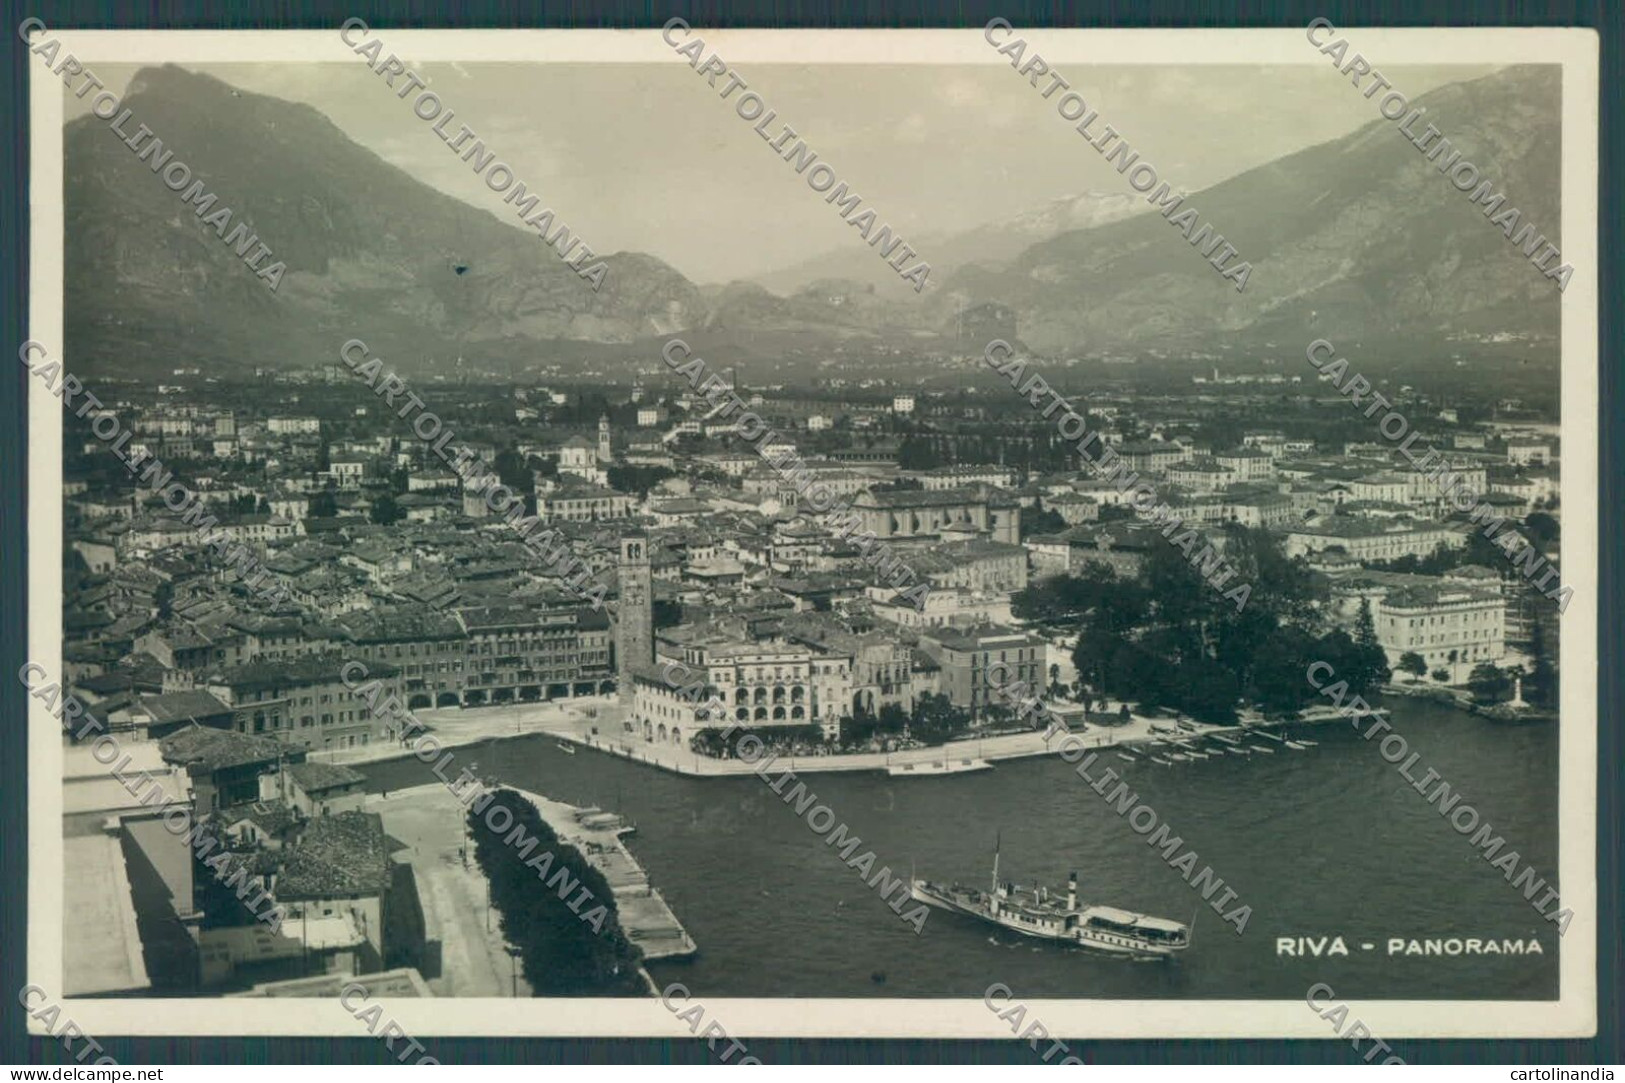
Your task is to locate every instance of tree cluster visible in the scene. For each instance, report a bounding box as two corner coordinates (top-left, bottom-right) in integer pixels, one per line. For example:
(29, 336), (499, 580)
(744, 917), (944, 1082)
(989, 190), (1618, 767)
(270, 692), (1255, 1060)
(467, 790), (645, 996)
(1052, 528), (1387, 724)
(607, 464), (675, 496)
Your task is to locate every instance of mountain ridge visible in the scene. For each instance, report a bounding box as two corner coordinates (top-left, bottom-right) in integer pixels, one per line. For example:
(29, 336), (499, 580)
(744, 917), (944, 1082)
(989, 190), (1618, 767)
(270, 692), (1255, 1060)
(64, 63), (1560, 377)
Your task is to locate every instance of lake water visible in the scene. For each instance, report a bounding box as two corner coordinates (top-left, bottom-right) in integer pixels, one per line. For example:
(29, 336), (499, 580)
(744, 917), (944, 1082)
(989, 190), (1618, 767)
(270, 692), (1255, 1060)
(360, 699), (1560, 1000)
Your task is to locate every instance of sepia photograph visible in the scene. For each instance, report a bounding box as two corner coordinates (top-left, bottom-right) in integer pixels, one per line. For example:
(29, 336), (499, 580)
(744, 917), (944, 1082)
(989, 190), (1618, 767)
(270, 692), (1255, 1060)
(12, 14), (1608, 1064)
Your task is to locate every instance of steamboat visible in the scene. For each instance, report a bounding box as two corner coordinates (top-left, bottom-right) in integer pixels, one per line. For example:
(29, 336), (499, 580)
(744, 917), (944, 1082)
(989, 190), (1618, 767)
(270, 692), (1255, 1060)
(910, 844), (1190, 960)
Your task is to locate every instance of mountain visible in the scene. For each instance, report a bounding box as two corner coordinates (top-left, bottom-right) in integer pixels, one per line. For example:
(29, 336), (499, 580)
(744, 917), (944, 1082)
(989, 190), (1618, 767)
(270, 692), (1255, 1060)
(751, 190), (1147, 294)
(945, 65), (1563, 356)
(64, 65), (710, 376)
(65, 64), (1560, 378)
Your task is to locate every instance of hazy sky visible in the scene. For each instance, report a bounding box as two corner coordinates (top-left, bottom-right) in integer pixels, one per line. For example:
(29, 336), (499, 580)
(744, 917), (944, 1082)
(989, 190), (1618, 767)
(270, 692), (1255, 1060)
(74, 61), (1499, 284)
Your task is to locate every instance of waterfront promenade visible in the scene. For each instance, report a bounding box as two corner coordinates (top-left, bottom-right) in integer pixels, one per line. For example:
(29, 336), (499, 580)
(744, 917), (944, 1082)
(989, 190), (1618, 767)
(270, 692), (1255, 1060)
(307, 695), (617, 768)
(316, 690), (1377, 778)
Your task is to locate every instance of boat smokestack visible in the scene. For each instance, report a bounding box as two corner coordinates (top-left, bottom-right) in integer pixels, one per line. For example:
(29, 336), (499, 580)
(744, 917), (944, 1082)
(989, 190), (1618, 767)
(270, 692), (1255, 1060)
(1067, 871), (1077, 911)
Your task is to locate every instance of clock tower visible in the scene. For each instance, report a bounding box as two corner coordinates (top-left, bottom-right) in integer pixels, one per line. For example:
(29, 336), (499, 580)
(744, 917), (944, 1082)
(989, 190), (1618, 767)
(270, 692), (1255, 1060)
(616, 533), (653, 702)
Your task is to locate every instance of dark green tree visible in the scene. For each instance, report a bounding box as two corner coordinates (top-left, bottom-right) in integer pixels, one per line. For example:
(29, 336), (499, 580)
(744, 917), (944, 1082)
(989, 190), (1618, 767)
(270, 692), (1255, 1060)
(467, 790), (644, 996)
(1524, 621), (1557, 707)
(1397, 652), (1428, 681)
(369, 493), (405, 525)
(877, 703), (910, 734)
(153, 581), (174, 622)
(907, 693), (974, 744)
(1347, 598), (1392, 690)
(897, 436), (942, 471)
(1169, 656), (1240, 724)
(607, 464), (674, 496)
(1468, 662), (1512, 703)
(1021, 506), (1068, 539)
(494, 448), (531, 491)
(651, 599), (682, 630)
(1523, 512), (1560, 550)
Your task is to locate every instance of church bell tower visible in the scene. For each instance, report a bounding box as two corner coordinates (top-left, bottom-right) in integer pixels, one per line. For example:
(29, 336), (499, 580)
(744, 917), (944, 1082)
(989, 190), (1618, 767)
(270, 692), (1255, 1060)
(616, 534), (653, 703)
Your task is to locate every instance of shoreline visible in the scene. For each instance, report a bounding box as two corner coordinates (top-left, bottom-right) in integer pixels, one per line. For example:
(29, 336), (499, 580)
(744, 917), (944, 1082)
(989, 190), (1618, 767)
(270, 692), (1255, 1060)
(367, 781), (690, 996)
(329, 687), (1548, 782)
(511, 787), (696, 980)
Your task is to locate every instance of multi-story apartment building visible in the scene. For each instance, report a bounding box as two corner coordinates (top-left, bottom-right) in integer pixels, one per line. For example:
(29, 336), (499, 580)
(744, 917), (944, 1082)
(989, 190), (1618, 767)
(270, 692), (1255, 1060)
(1042, 492), (1100, 524)
(915, 465), (1019, 491)
(923, 626), (1046, 717)
(139, 626), (246, 675)
(633, 637), (848, 741)
(919, 539), (1030, 594)
(778, 616), (915, 718)
(1023, 523), (1156, 579)
(216, 514), (299, 546)
(852, 486), (1020, 545)
(266, 417), (321, 435)
(199, 651), (403, 751)
(1506, 439), (1552, 466)
(328, 458), (367, 490)
(1194, 487), (1295, 528)
(1375, 584), (1506, 682)
(534, 485), (638, 523)
(1117, 441), (1189, 474)
(455, 605), (614, 707)
(1214, 447), (1275, 483)
(1167, 459), (1231, 494)
(1350, 472), (1411, 505)
(868, 585), (1013, 630)
(340, 610), (468, 710)
(1279, 517), (1465, 563)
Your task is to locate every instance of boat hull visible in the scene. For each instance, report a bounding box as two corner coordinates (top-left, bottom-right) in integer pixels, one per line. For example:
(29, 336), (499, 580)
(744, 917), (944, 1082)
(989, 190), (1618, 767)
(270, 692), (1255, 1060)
(909, 881), (1186, 960)
(886, 759), (992, 777)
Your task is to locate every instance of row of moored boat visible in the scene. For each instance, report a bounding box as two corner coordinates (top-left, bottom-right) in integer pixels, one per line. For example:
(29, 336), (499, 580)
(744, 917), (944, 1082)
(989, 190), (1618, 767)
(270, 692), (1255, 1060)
(1115, 727), (1317, 765)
